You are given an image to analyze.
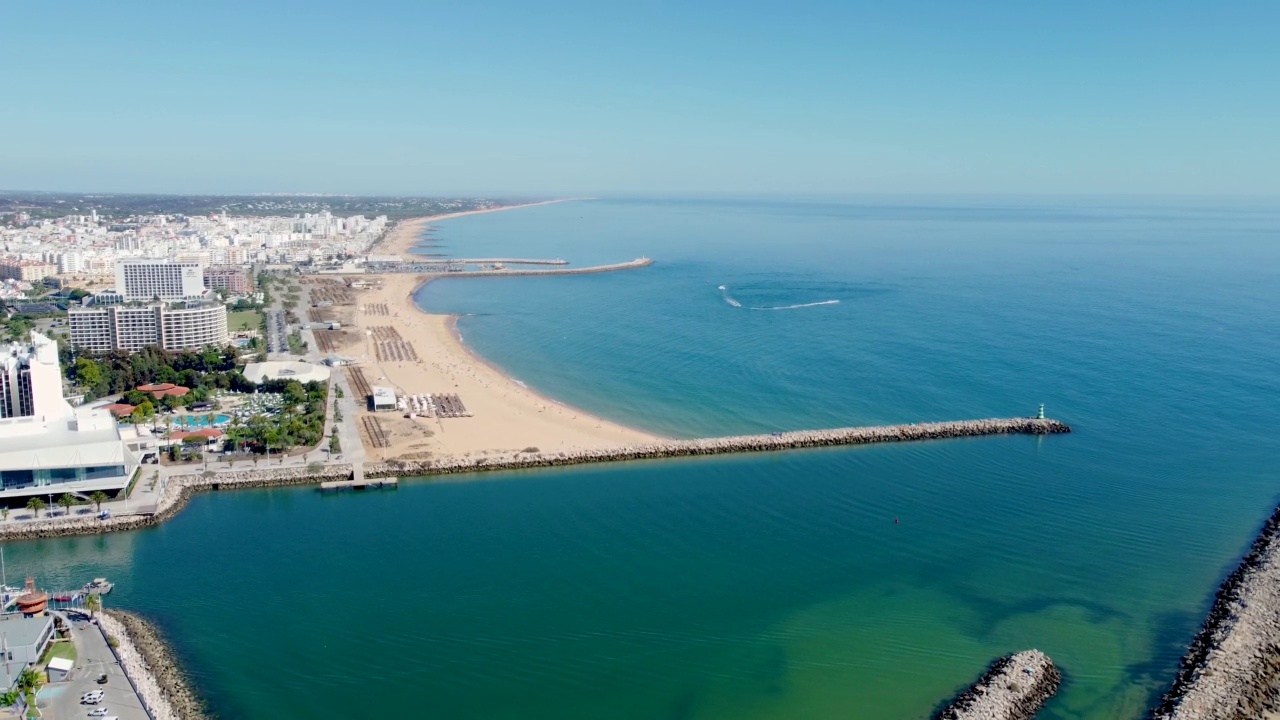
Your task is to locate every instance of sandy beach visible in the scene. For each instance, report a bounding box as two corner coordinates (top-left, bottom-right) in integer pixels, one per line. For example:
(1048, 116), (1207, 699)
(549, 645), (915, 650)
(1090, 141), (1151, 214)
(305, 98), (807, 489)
(374, 199), (579, 256)
(337, 273), (659, 461)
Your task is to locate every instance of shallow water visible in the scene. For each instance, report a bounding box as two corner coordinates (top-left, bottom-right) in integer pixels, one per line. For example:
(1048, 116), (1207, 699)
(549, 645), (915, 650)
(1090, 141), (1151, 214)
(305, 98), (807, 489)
(8, 197), (1280, 719)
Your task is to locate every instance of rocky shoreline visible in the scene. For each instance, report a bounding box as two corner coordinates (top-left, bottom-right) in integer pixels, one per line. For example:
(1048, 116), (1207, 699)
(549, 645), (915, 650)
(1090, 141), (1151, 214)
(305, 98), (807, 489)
(1147, 502), (1280, 719)
(933, 650), (1062, 720)
(100, 610), (210, 720)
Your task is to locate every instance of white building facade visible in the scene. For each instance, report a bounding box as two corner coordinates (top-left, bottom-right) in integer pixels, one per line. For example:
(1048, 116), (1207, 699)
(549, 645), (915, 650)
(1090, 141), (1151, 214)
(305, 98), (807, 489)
(115, 259), (207, 301)
(0, 332), (149, 500)
(69, 303), (228, 352)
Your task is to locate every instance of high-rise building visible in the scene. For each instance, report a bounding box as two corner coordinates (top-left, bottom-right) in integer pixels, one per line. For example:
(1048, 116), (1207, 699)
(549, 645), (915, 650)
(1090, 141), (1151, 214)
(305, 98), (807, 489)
(0, 331), (156, 501)
(0, 332), (69, 420)
(114, 259), (207, 301)
(68, 303), (228, 352)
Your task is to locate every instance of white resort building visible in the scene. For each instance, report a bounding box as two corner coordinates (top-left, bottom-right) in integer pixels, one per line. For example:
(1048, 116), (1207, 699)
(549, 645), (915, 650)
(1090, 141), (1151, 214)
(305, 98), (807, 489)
(68, 302), (228, 352)
(115, 259), (207, 301)
(0, 332), (155, 501)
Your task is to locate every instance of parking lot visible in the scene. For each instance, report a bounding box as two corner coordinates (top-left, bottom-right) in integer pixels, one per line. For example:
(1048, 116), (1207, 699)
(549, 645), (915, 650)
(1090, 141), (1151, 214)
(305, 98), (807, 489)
(39, 615), (150, 720)
(265, 308), (287, 353)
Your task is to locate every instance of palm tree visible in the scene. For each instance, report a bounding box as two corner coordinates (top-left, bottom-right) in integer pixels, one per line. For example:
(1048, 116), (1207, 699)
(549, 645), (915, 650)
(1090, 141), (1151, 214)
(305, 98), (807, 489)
(57, 493), (76, 516)
(89, 491), (109, 513)
(84, 592), (101, 619)
(25, 497), (44, 518)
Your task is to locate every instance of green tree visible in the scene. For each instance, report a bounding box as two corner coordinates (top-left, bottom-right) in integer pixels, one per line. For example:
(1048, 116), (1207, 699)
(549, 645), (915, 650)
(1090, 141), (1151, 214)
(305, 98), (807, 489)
(25, 497), (44, 518)
(73, 356), (105, 393)
(57, 493), (76, 516)
(89, 491), (109, 512)
(84, 592), (101, 619)
(16, 667), (39, 694)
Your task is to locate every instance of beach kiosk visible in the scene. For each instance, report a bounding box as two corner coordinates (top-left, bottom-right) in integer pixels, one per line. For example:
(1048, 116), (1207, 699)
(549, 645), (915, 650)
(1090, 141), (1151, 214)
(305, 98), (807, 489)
(371, 386), (397, 412)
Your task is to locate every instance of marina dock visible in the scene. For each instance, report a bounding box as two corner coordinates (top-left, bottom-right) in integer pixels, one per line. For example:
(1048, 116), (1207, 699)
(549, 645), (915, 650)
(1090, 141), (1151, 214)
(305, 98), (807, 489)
(319, 477), (399, 492)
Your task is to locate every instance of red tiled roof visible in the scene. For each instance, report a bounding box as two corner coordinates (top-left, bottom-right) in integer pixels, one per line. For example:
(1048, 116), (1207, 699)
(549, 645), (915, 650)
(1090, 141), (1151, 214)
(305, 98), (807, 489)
(171, 428), (223, 440)
(137, 383), (189, 398)
(103, 403), (135, 416)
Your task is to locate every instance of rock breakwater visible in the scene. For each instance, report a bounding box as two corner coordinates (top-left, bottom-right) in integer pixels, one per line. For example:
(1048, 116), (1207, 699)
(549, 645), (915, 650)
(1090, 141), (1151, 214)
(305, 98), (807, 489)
(100, 610), (209, 720)
(365, 417), (1071, 478)
(933, 650), (1062, 720)
(1147, 502), (1280, 719)
(0, 417), (1068, 541)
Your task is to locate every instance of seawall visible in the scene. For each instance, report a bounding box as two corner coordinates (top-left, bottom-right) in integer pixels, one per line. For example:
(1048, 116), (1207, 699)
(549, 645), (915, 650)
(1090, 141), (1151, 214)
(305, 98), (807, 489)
(1147, 502), (1280, 719)
(100, 610), (209, 720)
(0, 417), (1068, 541)
(364, 417), (1071, 478)
(933, 650), (1062, 720)
(0, 464), (354, 541)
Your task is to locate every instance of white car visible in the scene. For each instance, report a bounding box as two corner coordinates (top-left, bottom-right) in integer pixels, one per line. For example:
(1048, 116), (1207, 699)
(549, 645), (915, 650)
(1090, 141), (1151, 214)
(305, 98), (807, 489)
(81, 693), (104, 704)
(88, 709), (110, 717)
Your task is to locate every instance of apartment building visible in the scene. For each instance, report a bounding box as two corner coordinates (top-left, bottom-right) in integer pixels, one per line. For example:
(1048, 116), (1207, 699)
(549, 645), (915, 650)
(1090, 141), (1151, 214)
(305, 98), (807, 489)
(115, 259), (206, 301)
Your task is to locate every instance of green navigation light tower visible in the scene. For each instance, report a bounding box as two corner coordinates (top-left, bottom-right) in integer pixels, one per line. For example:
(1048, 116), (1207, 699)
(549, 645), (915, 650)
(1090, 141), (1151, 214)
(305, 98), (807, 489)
(1037, 403), (1045, 420)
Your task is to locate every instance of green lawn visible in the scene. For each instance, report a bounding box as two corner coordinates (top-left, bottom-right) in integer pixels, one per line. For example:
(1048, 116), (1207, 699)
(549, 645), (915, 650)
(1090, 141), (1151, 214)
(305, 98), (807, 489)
(40, 640), (76, 666)
(228, 309), (263, 332)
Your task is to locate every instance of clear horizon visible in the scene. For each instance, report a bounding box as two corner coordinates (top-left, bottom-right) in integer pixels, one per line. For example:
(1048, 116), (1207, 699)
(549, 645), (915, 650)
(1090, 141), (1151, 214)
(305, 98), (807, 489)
(3, 1), (1278, 196)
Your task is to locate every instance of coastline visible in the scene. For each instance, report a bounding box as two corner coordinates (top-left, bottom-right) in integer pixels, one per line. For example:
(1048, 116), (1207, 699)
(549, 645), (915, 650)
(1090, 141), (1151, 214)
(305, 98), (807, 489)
(373, 199), (580, 256)
(342, 271), (660, 460)
(99, 609), (209, 720)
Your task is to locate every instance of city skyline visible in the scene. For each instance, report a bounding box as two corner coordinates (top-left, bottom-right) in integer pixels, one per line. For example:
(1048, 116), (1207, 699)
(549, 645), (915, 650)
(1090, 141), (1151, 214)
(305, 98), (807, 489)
(2, 1), (1278, 196)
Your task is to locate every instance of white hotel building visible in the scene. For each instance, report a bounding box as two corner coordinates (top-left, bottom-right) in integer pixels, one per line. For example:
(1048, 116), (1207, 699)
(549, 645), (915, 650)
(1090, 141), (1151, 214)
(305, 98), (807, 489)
(0, 332), (153, 501)
(69, 259), (229, 352)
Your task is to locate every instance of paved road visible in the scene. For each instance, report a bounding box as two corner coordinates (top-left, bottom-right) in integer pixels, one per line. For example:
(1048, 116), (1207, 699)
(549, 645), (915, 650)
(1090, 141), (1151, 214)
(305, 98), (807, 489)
(40, 614), (149, 720)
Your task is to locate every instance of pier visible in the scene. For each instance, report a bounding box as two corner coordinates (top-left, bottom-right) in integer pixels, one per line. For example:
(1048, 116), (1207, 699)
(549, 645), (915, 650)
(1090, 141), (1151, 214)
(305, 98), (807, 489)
(364, 417), (1071, 477)
(0, 416), (1069, 542)
(349, 257), (653, 276)
(1147, 500), (1280, 719)
(933, 650), (1062, 720)
(319, 477), (398, 492)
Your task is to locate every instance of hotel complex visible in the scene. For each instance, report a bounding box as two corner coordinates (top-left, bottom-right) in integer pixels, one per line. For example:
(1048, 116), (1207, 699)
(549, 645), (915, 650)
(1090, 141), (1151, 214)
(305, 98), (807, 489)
(69, 259), (229, 352)
(115, 259), (206, 301)
(69, 302), (228, 352)
(0, 332), (152, 501)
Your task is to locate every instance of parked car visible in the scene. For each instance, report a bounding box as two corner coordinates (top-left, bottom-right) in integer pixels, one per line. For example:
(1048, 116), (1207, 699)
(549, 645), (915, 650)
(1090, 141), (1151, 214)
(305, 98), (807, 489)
(88, 708), (110, 717)
(96, 674), (109, 684)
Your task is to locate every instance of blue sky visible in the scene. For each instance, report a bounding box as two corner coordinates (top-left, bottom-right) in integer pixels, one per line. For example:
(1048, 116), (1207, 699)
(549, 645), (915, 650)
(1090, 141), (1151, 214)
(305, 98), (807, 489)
(2, 1), (1277, 196)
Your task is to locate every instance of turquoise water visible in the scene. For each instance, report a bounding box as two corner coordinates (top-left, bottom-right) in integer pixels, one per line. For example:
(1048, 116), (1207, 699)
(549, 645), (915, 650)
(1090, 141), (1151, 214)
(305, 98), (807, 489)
(8, 198), (1280, 719)
(175, 414), (230, 427)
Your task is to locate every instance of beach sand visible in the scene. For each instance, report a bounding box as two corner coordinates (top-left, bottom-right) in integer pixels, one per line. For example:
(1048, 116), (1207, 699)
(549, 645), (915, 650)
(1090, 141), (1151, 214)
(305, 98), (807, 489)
(333, 271), (659, 462)
(374, 200), (577, 256)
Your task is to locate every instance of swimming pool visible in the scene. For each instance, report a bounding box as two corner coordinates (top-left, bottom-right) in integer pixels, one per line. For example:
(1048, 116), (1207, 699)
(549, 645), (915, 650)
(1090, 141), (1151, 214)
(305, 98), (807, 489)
(175, 414), (231, 427)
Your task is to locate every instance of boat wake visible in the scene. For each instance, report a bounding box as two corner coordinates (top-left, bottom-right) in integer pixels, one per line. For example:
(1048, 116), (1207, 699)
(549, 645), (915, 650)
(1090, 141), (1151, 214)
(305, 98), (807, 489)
(719, 285), (837, 310)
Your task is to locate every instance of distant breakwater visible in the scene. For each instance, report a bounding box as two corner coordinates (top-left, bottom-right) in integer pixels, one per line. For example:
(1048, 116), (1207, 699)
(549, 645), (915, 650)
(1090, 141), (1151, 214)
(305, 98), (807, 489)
(365, 256), (653, 277)
(0, 417), (1068, 541)
(101, 610), (210, 720)
(932, 650), (1062, 720)
(365, 417), (1072, 478)
(1147, 501), (1280, 719)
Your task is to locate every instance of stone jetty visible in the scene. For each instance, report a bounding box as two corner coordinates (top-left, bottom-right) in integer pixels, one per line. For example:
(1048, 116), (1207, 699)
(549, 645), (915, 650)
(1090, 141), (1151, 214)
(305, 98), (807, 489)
(99, 610), (209, 720)
(933, 650), (1062, 720)
(364, 417), (1071, 478)
(0, 417), (1067, 541)
(1147, 502), (1280, 719)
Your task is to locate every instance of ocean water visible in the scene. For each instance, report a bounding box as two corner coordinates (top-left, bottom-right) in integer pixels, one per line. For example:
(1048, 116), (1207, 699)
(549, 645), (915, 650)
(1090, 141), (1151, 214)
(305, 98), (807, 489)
(8, 198), (1280, 719)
